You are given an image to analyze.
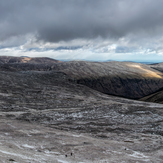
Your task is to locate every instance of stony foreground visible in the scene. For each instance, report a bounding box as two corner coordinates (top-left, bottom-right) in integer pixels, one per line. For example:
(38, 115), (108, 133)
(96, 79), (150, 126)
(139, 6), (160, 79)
(0, 117), (163, 163)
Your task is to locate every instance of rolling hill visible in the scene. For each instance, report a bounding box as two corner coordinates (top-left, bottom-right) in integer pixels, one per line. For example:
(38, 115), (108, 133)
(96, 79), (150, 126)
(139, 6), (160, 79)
(0, 56), (61, 64)
(51, 61), (163, 99)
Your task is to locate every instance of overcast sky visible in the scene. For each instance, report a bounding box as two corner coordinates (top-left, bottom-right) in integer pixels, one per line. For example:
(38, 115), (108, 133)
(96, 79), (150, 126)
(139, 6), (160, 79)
(1, 0), (163, 62)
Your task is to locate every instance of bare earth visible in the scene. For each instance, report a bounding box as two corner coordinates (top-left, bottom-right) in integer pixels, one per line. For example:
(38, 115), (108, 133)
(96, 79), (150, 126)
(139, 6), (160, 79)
(0, 116), (163, 163)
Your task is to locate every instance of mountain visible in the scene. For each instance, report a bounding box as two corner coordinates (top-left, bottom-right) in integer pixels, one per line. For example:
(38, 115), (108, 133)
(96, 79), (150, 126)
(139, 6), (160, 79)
(1, 59), (163, 99)
(0, 63), (163, 162)
(51, 61), (163, 99)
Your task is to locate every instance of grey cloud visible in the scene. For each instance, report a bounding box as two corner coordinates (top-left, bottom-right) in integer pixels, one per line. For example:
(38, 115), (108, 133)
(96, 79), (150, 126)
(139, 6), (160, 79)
(26, 46), (82, 52)
(1, 0), (163, 43)
(115, 46), (141, 53)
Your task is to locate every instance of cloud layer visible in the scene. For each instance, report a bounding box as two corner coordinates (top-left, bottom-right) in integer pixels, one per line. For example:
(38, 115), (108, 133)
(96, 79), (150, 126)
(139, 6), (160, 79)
(0, 0), (163, 61)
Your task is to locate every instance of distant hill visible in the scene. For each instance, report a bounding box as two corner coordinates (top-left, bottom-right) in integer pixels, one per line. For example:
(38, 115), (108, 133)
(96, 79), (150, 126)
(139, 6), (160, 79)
(0, 56), (61, 64)
(135, 62), (159, 65)
(148, 62), (163, 73)
(106, 60), (159, 65)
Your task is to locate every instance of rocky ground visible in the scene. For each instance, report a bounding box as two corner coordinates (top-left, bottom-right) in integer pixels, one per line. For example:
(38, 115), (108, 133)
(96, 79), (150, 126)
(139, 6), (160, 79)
(0, 117), (163, 163)
(0, 69), (162, 162)
(0, 57), (163, 162)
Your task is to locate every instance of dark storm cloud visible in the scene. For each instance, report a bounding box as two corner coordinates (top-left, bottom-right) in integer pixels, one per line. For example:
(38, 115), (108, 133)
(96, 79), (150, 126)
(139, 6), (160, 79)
(1, 0), (163, 43)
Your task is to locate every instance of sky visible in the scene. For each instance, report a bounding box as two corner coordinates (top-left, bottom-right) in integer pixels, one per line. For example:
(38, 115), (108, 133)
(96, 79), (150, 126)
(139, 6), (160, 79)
(1, 0), (163, 62)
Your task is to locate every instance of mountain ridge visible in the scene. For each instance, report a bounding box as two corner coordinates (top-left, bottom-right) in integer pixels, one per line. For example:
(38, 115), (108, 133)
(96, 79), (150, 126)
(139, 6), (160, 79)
(0, 56), (61, 64)
(0, 56), (163, 100)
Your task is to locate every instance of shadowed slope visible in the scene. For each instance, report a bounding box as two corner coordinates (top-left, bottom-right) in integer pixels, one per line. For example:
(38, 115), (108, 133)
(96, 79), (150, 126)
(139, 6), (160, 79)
(140, 88), (163, 104)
